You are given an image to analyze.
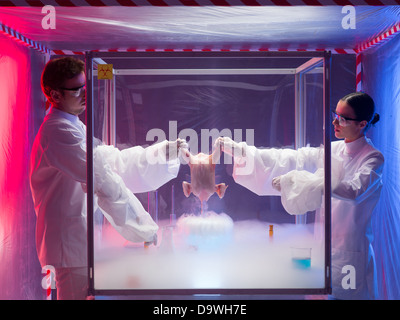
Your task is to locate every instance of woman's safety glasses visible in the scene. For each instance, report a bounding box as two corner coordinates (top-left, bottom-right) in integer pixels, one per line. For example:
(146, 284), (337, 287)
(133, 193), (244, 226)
(331, 111), (359, 127)
(60, 84), (86, 97)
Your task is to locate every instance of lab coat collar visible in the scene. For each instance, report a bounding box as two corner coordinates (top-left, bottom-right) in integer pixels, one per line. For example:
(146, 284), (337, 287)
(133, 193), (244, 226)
(344, 135), (367, 155)
(49, 106), (80, 124)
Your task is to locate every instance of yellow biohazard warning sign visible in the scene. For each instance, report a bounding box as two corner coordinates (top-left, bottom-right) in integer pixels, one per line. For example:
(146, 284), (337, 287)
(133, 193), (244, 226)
(97, 64), (113, 80)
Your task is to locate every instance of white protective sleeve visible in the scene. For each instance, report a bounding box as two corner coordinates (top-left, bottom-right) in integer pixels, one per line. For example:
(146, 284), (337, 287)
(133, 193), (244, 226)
(277, 152), (384, 215)
(93, 147), (158, 243)
(232, 143), (324, 196)
(232, 143), (349, 215)
(279, 169), (325, 215)
(96, 140), (180, 193)
(332, 153), (384, 203)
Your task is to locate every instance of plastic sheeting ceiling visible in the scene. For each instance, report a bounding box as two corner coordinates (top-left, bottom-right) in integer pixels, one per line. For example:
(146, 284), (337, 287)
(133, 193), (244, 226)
(0, 6), (400, 51)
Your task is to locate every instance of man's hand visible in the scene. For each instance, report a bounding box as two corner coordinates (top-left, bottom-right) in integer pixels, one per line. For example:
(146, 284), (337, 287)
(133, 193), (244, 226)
(166, 138), (188, 161)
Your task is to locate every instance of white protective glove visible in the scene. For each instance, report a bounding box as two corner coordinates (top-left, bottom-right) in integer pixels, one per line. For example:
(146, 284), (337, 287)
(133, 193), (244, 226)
(279, 169), (324, 215)
(144, 233), (158, 247)
(271, 176), (282, 192)
(214, 137), (246, 158)
(166, 138), (188, 161)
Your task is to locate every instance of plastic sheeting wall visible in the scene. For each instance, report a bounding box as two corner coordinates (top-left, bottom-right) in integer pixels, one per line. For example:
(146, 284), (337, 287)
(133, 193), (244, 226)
(0, 34), (46, 299)
(363, 33), (400, 300)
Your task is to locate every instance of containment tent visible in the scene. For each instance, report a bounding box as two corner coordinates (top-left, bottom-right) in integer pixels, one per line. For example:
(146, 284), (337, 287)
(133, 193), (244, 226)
(0, 3), (399, 300)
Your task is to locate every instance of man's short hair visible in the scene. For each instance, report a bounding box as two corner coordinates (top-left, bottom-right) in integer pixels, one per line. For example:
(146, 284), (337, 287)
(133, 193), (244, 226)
(41, 57), (85, 103)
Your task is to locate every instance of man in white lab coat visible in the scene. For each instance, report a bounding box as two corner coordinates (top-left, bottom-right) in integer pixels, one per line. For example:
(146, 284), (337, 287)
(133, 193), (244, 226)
(216, 92), (384, 299)
(29, 57), (186, 299)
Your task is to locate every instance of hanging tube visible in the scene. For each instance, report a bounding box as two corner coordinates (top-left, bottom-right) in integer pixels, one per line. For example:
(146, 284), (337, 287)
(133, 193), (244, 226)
(170, 184), (176, 226)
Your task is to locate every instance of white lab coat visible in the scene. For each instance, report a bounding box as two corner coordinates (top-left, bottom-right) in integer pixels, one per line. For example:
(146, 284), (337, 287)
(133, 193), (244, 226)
(232, 136), (384, 299)
(29, 107), (179, 268)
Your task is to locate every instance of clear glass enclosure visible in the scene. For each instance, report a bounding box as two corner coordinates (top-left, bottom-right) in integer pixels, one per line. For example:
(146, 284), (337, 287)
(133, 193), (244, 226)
(86, 52), (331, 295)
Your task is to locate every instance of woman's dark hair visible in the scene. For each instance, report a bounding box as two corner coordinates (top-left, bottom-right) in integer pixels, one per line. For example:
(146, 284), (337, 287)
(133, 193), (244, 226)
(340, 92), (380, 126)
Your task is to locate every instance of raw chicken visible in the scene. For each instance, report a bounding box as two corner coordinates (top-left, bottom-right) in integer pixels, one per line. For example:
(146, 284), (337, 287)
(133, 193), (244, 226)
(182, 148), (228, 214)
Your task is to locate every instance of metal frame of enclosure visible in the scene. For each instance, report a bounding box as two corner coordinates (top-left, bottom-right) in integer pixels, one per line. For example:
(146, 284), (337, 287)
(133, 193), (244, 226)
(85, 51), (332, 297)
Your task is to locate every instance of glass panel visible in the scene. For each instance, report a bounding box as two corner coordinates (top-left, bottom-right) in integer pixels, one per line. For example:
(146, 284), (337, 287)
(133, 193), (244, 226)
(90, 54), (327, 292)
(302, 62), (325, 228)
(304, 65), (324, 148)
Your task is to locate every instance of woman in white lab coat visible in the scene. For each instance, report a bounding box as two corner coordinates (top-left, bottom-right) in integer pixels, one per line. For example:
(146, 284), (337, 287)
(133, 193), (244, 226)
(216, 92), (383, 300)
(30, 57), (186, 299)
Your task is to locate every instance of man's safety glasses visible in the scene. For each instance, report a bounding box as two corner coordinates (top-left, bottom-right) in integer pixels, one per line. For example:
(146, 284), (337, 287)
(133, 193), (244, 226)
(60, 84), (86, 97)
(331, 111), (359, 127)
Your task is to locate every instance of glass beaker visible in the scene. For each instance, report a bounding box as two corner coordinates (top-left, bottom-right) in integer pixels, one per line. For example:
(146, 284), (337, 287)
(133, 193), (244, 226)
(159, 225), (175, 253)
(291, 247), (312, 269)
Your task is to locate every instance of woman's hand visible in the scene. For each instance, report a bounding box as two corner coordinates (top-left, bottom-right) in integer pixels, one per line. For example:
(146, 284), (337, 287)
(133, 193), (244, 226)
(272, 176), (282, 192)
(214, 137), (245, 157)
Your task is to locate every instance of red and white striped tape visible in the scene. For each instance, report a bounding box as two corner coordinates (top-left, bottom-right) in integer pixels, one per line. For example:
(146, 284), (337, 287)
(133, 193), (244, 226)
(354, 23), (400, 92)
(356, 23), (400, 53)
(45, 269), (52, 300)
(51, 48), (358, 55)
(1, 3), (399, 92)
(0, 23), (50, 54)
(2, 0), (400, 6)
(356, 53), (362, 92)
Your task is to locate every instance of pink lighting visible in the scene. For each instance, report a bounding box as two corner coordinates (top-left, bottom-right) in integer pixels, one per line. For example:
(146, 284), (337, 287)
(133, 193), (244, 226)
(0, 34), (34, 299)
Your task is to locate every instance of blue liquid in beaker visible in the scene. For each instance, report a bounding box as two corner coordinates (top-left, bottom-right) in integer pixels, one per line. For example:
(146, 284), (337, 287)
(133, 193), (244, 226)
(292, 258), (311, 269)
